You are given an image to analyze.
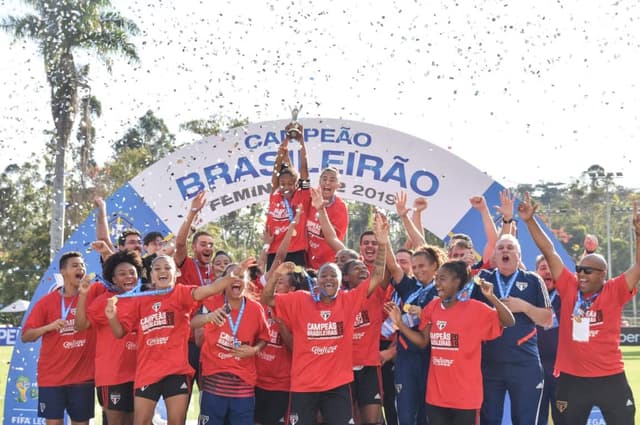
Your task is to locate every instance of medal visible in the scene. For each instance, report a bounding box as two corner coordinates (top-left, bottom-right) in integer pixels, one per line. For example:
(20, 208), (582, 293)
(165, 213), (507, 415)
(403, 304), (412, 313)
(292, 229), (297, 237)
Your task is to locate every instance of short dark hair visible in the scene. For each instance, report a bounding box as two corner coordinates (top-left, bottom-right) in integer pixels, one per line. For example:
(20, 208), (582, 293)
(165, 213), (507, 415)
(143, 231), (164, 246)
(59, 251), (83, 270)
(191, 230), (214, 246)
(118, 229), (141, 247)
(103, 250), (143, 284)
(395, 248), (414, 256)
(359, 230), (375, 245)
(214, 251), (232, 262)
(439, 260), (472, 291)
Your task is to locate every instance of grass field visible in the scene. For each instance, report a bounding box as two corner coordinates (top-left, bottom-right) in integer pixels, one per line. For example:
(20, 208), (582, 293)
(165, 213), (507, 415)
(1, 346), (639, 424)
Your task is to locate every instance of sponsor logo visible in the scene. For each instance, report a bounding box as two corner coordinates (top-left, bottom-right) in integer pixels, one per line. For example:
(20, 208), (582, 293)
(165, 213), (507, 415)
(63, 339), (86, 349)
(180, 381), (188, 389)
(146, 336), (169, 346)
(125, 341), (137, 350)
(556, 400), (568, 413)
(353, 332), (365, 340)
(311, 345), (338, 355)
(516, 281), (528, 291)
(432, 356), (454, 367)
(627, 399), (634, 407)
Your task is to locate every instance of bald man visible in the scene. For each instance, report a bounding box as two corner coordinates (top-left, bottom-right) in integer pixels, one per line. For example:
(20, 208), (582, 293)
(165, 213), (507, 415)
(520, 195), (640, 425)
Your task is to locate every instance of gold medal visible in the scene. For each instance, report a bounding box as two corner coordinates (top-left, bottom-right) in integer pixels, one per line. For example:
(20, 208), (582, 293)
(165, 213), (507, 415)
(403, 304), (412, 313)
(292, 229), (297, 237)
(573, 315), (581, 323)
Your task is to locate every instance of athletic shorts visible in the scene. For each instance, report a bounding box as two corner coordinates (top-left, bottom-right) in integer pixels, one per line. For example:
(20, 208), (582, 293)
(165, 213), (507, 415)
(288, 384), (353, 425)
(135, 374), (192, 402)
(255, 387), (289, 425)
(38, 382), (95, 421)
(97, 382), (134, 412)
(351, 366), (383, 406)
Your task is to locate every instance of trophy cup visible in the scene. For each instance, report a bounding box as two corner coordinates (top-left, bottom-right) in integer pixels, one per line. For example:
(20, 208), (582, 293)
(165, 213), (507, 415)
(286, 105), (303, 142)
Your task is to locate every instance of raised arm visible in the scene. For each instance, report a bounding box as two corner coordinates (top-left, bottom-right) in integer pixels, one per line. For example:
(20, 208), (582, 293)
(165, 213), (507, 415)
(518, 192), (564, 281)
(407, 197), (428, 249)
(95, 196), (115, 254)
(271, 131), (291, 190)
(261, 262), (297, 307)
(624, 200), (640, 291)
(175, 191), (206, 267)
(369, 212), (389, 294)
(310, 187), (345, 252)
(395, 191), (426, 248)
(470, 195), (498, 261)
(192, 257), (257, 301)
(297, 129), (309, 181)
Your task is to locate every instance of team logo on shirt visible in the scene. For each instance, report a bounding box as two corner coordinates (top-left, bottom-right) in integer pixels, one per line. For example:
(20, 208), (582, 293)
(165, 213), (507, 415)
(436, 320), (447, 330)
(199, 415), (210, 425)
(152, 302), (161, 312)
(516, 281), (528, 291)
(354, 310), (370, 328)
(110, 391), (121, 405)
(320, 310), (331, 320)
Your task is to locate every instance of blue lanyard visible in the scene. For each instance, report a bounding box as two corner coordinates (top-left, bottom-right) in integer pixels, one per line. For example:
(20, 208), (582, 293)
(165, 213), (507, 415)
(549, 290), (558, 305)
(194, 260), (211, 286)
(283, 197), (295, 222)
(60, 289), (77, 320)
(94, 274), (122, 294)
(405, 280), (435, 305)
(117, 286), (173, 298)
(443, 279), (475, 306)
(573, 290), (600, 318)
(495, 270), (519, 298)
(225, 295), (246, 346)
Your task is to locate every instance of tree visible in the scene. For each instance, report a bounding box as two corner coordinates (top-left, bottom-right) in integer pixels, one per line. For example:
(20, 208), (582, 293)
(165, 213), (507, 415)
(1, 0), (139, 259)
(75, 64), (102, 190)
(0, 161), (50, 316)
(180, 116), (249, 138)
(114, 110), (176, 158)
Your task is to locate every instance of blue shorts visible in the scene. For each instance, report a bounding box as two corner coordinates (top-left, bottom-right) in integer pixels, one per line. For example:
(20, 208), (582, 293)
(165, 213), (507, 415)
(38, 382), (95, 421)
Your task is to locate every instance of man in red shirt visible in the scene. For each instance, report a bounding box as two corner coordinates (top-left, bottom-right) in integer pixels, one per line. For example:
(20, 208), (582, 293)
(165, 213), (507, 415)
(520, 195), (640, 425)
(22, 252), (97, 425)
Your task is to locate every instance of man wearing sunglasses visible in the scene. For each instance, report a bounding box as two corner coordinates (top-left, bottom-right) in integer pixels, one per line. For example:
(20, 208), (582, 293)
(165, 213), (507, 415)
(519, 194), (640, 425)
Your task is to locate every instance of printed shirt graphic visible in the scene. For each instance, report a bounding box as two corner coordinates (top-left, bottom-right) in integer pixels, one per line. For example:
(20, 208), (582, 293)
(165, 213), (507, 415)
(352, 284), (385, 366)
(266, 188), (311, 254)
(274, 281), (368, 392)
(555, 267), (635, 377)
(256, 304), (292, 391)
(200, 294), (270, 386)
(420, 298), (503, 409)
(306, 196), (349, 269)
(87, 290), (137, 386)
(118, 284), (198, 388)
(23, 289), (97, 386)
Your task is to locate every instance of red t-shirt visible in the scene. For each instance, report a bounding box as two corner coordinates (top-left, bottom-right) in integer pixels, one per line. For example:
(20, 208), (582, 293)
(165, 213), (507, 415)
(266, 189), (310, 254)
(87, 291), (137, 386)
(178, 257), (213, 287)
(23, 289), (97, 387)
(256, 305), (292, 391)
(555, 267), (635, 377)
(306, 196), (348, 269)
(118, 285), (198, 388)
(352, 284), (385, 366)
(199, 294), (270, 386)
(420, 298), (503, 409)
(274, 282), (368, 392)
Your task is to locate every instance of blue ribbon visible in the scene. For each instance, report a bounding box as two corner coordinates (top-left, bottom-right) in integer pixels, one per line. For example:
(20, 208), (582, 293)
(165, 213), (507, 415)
(573, 289), (600, 318)
(60, 289), (77, 320)
(405, 280), (435, 305)
(225, 295), (246, 347)
(283, 197), (295, 222)
(495, 270), (519, 299)
(194, 260), (211, 286)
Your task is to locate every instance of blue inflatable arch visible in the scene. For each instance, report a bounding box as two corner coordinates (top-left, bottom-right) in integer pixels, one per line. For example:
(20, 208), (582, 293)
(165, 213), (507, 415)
(4, 118), (575, 424)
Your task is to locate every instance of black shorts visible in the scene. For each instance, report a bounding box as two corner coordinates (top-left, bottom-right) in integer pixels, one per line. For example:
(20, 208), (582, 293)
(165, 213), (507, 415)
(97, 382), (135, 412)
(255, 387), (289, 425)
(288, 384), (353, 425)
(267, 250), (306, 270)
(555, 372), (635, 425)
(351, 366), (383, 406)
(135, 374), (192, 402)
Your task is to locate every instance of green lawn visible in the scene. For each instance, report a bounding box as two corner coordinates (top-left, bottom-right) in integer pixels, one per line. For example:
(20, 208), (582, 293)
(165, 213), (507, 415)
(1, 346), (639, 423)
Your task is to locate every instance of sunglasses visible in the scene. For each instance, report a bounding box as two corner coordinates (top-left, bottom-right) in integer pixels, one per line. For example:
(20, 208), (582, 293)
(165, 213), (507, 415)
(575, 265), (604, 275)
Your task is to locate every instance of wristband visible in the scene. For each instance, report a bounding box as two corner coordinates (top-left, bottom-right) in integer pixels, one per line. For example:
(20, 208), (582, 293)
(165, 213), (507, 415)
(502, 217), (514, 224)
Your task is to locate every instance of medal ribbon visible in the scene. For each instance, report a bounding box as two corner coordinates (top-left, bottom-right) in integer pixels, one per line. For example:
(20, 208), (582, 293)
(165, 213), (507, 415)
(405, 280), (435, 306)
(283, 197), (295, 223)
(194, 259), (211, 286)
(495, 270), (519, 299)
(60, 289), (77, 320)
(573, 290), (601, 318)
(225, 295), (246, 346)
